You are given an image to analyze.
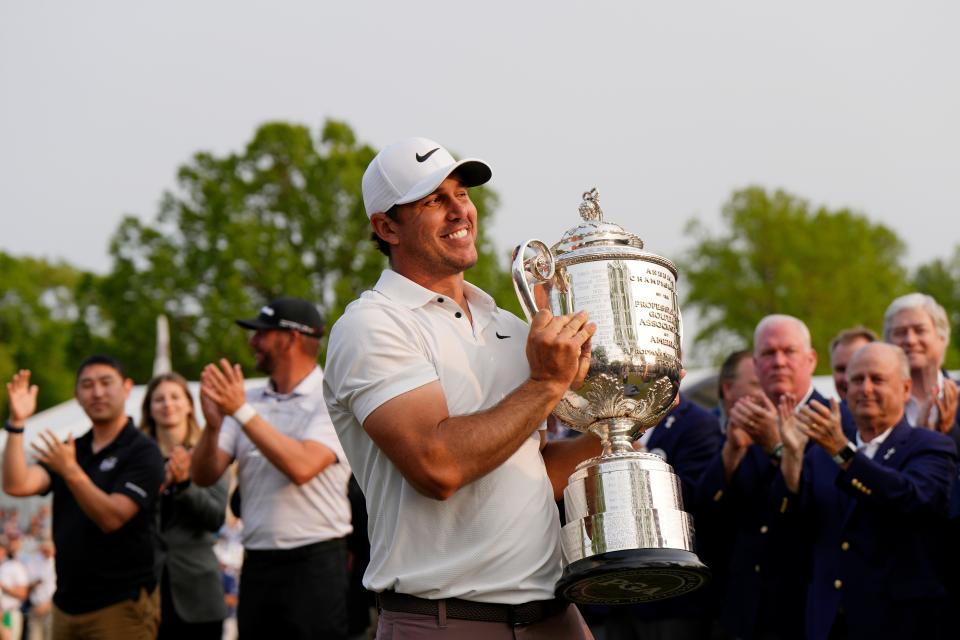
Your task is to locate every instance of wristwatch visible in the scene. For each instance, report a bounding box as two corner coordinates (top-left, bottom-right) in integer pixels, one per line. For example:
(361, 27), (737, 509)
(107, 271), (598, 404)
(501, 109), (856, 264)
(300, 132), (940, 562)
(4, 421), (25, 434)
(832, 441), (857, 465)
(768, 442), (785, 465)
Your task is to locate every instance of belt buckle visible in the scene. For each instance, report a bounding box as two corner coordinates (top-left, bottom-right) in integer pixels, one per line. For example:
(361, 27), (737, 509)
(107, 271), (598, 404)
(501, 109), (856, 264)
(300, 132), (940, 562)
(509, 602), (537, 627)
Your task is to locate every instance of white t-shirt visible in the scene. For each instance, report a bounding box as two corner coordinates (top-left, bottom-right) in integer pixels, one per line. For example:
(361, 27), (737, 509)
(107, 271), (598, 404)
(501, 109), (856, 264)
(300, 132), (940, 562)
(324, 270), (561, 604)
(0, 559), (28, 611)
(219, 366), (352, 550)
(25, 555), (55, 606)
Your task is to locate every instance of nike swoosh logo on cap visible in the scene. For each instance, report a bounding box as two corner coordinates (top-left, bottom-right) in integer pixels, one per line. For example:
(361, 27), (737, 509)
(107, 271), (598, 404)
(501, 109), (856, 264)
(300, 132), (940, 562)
(496, 332), (511, 339)
(416, 148), (440, 162)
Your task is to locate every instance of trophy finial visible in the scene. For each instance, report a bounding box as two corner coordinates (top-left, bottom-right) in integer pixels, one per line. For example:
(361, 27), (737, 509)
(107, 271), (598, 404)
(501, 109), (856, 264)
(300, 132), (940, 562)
(579, 188), (603, 222)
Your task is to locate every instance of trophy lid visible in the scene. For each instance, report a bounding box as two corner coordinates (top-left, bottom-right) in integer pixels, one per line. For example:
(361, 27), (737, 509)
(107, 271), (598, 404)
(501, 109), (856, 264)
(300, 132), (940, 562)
(552, 188), (647, 256)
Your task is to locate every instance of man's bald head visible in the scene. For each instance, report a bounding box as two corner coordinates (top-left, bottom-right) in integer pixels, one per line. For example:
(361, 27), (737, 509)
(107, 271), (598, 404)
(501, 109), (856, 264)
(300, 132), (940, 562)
(845, 342), (912, 434)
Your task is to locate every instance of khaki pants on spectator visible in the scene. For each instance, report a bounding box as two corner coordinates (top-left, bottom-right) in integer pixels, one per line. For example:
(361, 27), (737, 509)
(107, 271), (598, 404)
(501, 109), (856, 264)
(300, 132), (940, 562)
(52, 587), (159, 640)
(1, 610), (23, 640)
(28, 608), (53, 640)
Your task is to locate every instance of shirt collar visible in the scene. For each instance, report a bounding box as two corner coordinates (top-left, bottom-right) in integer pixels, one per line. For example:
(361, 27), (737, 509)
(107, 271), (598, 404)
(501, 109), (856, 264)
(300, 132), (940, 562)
(462, 281), (497, 315)
(373, 269), (498, 317)
(373, 269), (437, 309)
(83, 418), (136, 455)
(855, 423), (895, 451)
(264, 366), (322, 399)
(796, 384), (815, 409)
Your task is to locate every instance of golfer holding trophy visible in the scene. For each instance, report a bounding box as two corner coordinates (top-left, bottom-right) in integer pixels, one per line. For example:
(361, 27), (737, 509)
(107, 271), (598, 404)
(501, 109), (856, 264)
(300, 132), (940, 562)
(513, 188), (709, 605)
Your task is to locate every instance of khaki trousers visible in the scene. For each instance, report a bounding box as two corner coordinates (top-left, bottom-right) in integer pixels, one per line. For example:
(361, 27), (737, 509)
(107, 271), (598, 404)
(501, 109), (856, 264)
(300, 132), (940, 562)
(52, 587), (159, 640)
(27, 609), (53, 640)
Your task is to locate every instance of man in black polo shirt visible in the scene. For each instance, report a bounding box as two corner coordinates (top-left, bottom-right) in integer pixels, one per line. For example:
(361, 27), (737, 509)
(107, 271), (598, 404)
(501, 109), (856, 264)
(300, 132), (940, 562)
(3, 355), (165, 639)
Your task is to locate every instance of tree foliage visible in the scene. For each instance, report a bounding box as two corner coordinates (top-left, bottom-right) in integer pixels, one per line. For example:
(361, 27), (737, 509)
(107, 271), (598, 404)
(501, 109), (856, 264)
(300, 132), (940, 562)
(95, 119), (517, 382)
(680, 187), (909, 369)
(0, 252), (89, 415)
(913, 245), (960, 369)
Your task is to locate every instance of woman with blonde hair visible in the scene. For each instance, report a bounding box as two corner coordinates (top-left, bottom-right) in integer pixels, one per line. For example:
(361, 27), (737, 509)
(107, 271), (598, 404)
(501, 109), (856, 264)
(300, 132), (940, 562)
(141, 372), (228, 640)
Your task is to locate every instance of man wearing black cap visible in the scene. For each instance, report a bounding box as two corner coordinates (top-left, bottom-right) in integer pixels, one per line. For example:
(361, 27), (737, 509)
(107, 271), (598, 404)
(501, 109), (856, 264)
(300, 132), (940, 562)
(191, 297), (352, 640)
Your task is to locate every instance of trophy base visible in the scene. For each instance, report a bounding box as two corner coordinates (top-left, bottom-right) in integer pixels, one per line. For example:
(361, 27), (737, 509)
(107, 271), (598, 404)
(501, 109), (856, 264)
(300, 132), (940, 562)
(556, 548), (709, 605)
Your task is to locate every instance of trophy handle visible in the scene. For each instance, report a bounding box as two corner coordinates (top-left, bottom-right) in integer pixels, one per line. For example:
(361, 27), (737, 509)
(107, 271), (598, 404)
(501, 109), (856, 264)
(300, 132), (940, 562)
(512, 239), (555, 322)
(677, 308), (684, 362)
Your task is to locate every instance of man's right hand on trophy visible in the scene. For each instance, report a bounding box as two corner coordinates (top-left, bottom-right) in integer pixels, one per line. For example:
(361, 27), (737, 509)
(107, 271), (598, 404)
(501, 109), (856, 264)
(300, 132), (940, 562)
(526, 309), (597, 393)
(730, 394), (780, 453)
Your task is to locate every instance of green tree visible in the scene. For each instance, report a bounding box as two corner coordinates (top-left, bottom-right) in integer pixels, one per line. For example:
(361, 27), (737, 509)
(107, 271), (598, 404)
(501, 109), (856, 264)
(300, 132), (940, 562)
(680, 187), (909, 370)
(98, 119), (516, 381)
(913, 245), (960, 369)
(0, 252), (88, 414)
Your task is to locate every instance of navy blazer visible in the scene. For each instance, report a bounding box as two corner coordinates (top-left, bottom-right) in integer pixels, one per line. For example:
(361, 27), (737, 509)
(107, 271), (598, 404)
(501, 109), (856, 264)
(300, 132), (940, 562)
(784, 419), (956, 639)
(646, 394), (723, 508)
(693, 389), (851, 639)
(941, 371), (960, 610)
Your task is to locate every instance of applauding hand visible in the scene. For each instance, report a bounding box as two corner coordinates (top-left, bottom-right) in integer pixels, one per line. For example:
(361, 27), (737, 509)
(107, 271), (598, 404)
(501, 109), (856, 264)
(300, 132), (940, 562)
(6, 370), (39, 427)
(797, 398), (846, 456)
(201, 359), (248, 416)
(918, 379), (958, 434)
(31, 431), (80, 480)
(777, 394), (808, 455)
(730, 394), (780, 453)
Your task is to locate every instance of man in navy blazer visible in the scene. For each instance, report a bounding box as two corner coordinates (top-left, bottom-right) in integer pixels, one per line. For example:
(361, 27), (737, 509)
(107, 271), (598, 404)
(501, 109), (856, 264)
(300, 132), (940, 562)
(779, 342), (957, 639)
(695, 315), (854, 639)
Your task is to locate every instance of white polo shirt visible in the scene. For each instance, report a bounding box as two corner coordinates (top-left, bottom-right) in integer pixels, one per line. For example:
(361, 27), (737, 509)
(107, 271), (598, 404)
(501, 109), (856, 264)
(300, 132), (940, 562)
(219, 366), (352, 550)
(323, 269), (561, 604)
(0, 558), (28, 611)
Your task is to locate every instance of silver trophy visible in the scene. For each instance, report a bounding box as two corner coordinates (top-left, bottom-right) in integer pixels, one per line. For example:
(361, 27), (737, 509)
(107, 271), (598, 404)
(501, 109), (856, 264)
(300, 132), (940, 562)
(513, 189), (708, 605)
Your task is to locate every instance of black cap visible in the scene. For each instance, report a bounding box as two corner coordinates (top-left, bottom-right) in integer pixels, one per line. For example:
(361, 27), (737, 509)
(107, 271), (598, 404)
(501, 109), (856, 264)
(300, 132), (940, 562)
(235, 297), (324, 338)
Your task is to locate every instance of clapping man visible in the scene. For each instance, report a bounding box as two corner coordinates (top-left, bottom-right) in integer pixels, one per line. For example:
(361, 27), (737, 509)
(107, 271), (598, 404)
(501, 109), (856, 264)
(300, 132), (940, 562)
(697, 315), (852, 639)
(778, 342), (956, 638)
(2, 357), (165, 639)
(191, 298), (353, 640)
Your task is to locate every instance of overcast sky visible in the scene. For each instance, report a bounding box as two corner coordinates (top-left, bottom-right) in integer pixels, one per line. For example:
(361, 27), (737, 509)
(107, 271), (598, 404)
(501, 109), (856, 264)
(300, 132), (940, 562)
(2, 1), (958, 279)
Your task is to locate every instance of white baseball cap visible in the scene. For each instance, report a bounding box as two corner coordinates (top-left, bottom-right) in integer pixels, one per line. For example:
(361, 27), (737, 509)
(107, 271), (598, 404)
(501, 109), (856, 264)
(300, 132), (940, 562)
(361, 137), (492, 217)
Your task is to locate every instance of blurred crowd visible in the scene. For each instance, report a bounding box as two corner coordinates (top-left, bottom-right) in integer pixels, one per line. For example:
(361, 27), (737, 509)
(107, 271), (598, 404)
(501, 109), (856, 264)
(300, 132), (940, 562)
(0, 507), (55, 640)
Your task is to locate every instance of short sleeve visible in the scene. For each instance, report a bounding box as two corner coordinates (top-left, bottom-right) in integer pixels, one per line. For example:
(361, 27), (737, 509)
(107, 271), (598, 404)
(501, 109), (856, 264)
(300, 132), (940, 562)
(217, 417), (240, 458)
(325, 304), (439, 425)
(112, 439), (165, 508)
(301, 401), (347, 461)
